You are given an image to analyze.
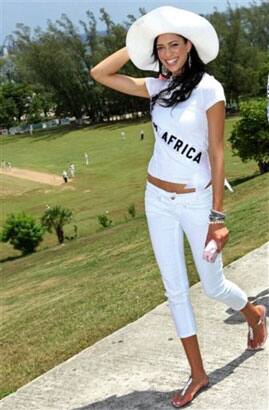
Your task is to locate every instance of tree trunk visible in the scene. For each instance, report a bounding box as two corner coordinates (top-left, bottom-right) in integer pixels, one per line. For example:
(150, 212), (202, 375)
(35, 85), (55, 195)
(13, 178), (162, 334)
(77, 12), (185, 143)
(56, 227), (64, 244)
(258, 161), (269, 174)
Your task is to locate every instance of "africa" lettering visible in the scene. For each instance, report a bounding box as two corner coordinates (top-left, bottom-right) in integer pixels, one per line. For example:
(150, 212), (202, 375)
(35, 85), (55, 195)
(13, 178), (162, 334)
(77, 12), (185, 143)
(153, 122), (202, 164)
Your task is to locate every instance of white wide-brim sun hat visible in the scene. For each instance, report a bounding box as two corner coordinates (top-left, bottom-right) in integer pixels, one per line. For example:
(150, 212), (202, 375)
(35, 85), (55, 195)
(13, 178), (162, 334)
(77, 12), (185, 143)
(126, 6), (219, 71)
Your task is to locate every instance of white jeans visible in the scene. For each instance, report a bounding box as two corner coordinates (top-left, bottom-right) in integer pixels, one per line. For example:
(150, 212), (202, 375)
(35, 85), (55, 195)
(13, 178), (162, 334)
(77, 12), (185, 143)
(145, 181), (248, 338)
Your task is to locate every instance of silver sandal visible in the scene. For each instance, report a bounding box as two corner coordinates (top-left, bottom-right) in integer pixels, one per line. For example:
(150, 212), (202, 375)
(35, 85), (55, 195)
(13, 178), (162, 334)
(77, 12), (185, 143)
(247, 305), (267, 350)
(171, 376), (209, 408)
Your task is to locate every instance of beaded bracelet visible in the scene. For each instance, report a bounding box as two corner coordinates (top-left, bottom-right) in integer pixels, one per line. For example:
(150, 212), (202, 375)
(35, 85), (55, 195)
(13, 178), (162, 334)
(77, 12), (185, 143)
(209, 220), (225, 225)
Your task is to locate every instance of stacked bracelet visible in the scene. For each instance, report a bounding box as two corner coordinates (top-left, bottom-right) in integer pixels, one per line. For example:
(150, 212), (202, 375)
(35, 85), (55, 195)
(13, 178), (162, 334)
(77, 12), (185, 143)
(211, 209), (225, 217)
(209, 209), (226, 224)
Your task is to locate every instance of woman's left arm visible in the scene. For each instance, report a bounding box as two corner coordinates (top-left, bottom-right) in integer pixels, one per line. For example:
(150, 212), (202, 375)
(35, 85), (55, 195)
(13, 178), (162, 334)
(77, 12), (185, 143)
(205, 101), (229, 252)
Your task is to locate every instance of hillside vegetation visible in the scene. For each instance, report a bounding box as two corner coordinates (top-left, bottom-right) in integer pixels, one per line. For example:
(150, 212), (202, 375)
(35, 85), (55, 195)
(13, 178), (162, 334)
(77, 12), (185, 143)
(0, 118), (268, 398)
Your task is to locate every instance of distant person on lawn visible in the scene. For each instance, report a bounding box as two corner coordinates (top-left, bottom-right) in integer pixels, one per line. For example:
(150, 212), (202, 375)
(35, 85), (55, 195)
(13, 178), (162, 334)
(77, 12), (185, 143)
(84, 152), (89, 165)
(69, 164), (75, 178)
(62, 170), (68, 183)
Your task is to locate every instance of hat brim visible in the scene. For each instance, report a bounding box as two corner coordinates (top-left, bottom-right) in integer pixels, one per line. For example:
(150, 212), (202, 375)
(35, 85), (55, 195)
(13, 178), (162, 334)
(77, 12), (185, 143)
(126, 6), (219, 71)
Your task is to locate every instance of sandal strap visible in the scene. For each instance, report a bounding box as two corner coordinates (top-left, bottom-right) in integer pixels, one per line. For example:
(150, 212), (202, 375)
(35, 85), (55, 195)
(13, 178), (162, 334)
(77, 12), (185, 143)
(257, 317), (263, 326)
(248, 306), (267, 344)
(249, 319), (263, 341)
(249, 326), (254, 341)
(181, 377), (192, 396)
(249, 307), (265, 330)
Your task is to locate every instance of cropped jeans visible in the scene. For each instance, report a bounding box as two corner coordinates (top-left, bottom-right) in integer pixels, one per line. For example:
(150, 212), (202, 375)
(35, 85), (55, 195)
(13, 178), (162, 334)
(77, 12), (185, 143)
(145, 181), (248, 338)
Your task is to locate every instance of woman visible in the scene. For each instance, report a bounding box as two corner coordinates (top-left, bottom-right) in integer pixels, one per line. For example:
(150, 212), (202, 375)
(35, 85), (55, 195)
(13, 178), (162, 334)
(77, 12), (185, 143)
(90, 6), (267, 408)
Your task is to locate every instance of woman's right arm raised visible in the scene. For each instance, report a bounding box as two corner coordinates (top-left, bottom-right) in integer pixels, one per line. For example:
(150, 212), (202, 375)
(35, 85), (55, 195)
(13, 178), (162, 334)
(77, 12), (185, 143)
(90, 47), (149, 98)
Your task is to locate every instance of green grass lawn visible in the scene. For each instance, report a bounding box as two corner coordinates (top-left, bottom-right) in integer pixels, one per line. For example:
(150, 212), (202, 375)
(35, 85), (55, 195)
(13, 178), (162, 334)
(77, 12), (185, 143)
(0, 117), (268, 398)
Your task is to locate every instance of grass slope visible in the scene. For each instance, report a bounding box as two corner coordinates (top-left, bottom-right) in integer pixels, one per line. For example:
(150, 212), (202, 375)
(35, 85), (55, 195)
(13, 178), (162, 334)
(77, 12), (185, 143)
(0, 118), (268, 398)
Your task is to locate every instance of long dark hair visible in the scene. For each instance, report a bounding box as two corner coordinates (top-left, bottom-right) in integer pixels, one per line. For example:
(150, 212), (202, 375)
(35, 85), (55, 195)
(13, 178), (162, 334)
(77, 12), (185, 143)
(150, 35), (205, 111)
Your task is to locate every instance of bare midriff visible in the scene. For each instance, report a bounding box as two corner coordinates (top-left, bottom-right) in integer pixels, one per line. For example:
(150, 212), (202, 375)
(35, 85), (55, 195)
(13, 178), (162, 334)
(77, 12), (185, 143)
(147, 174), (211, 194)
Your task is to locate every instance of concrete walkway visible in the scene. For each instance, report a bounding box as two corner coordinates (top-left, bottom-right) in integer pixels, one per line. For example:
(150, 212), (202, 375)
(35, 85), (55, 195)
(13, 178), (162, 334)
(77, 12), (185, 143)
(1, 243), (268, 410)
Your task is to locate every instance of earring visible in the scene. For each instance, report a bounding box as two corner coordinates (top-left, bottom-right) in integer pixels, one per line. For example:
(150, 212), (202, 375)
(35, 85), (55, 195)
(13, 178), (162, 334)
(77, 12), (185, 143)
(188, 52), (192, 68)
(161, 64), (169, 77)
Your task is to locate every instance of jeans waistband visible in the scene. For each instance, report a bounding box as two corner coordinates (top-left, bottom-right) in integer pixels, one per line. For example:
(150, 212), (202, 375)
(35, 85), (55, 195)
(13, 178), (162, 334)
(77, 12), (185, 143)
(145, 180), (212, 200)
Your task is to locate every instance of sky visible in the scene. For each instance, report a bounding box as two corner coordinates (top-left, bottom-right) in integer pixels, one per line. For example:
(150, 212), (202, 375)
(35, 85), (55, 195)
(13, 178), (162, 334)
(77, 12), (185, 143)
(1, 0), (259, 46)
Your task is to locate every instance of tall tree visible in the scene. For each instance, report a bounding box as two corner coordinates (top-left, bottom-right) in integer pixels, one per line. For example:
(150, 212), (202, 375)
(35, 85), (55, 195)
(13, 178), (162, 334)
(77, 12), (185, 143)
(4, 3), (268, 123)
(208, 4), (268, 105)
(240, 1), (269, 51)
(0, 82), (29, 127)
(10, 17), (93, 120)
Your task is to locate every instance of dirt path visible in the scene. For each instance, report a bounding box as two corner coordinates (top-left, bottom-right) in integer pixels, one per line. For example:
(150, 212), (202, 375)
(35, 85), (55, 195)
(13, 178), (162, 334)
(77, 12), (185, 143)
(0, 167), (64, 186)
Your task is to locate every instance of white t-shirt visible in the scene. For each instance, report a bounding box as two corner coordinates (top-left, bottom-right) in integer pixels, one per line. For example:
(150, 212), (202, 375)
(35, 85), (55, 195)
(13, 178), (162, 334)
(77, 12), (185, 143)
(145, 73), (226, 190)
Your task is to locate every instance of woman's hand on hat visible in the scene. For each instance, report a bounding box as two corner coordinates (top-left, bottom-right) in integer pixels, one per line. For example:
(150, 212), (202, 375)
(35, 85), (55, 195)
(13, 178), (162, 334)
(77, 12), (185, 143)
(205, 224), (229, 253)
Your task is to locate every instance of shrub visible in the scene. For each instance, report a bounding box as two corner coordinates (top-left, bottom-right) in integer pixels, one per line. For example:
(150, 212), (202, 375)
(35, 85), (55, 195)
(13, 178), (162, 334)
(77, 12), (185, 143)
(128, 204), (136, 218)
(1, 213), (45, 255)
(229, 99), (269, 173)
(97, 214), (112, 228)
(65, 224), (78, 241)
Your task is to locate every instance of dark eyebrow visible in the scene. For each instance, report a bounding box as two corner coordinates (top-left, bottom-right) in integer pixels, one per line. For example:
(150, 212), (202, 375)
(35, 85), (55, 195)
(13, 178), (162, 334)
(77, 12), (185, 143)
(156, 40), (179, 47)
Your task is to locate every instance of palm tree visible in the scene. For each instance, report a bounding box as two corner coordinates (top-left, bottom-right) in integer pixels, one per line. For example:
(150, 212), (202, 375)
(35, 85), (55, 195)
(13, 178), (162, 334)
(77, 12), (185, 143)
(41, 205), (72, 244)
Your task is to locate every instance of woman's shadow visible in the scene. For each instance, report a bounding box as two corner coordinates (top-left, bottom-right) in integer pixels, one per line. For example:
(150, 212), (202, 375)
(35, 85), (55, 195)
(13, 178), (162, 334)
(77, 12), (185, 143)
(73, 289), (268, 410)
